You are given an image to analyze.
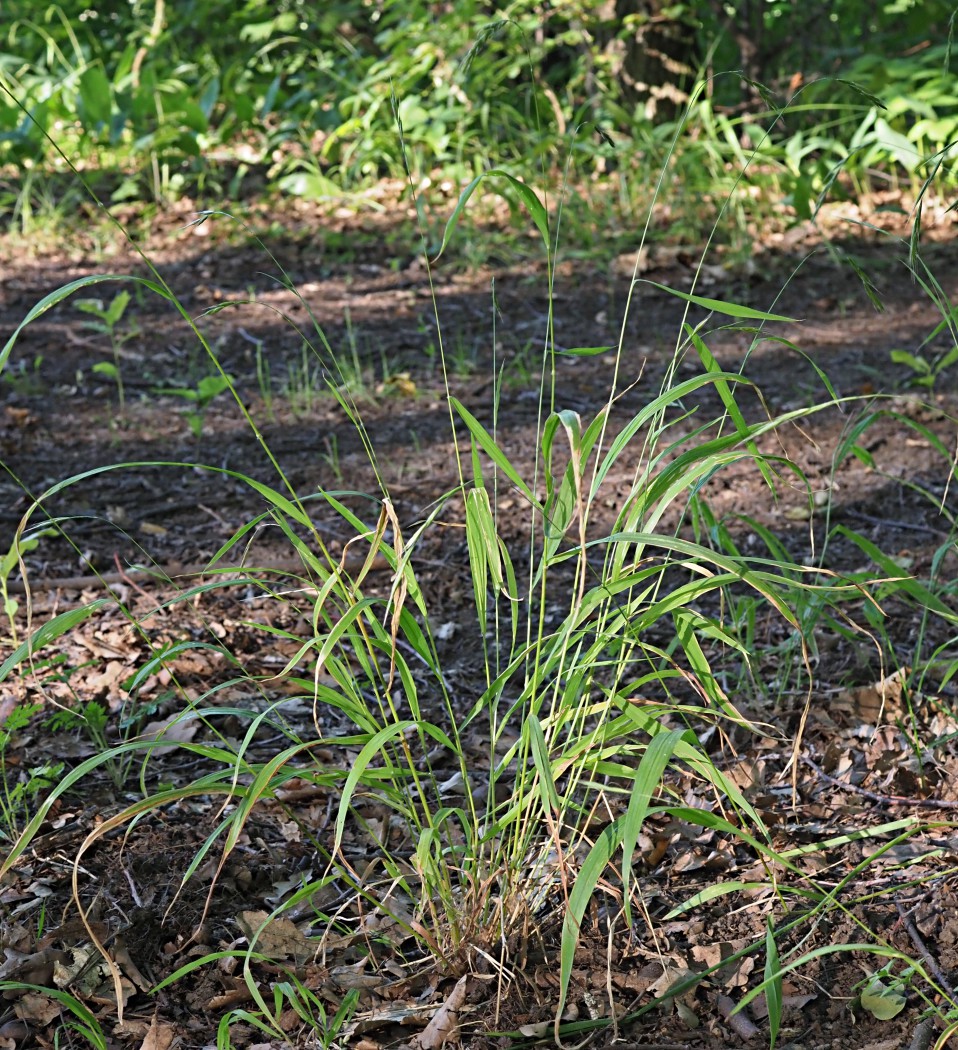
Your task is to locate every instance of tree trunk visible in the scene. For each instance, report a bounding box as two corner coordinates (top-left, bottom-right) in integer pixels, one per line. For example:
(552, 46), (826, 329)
(605, 0), (700, 121)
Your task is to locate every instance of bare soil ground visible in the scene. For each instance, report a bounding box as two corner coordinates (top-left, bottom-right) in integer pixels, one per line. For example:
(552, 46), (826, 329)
(2, 198), (958, 1050)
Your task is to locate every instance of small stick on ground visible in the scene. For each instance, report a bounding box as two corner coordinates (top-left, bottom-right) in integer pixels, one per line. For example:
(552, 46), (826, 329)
(895, 899), (956, 1001)
(716, 993), (760, 1041)
(802, 756), (958, 811)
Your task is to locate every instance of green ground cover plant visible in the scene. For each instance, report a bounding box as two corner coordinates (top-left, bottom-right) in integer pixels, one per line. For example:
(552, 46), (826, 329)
(1, 1), (955, 251)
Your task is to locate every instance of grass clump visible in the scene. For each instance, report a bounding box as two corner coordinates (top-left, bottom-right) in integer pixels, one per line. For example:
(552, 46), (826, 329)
(2, 84), (958, 1049)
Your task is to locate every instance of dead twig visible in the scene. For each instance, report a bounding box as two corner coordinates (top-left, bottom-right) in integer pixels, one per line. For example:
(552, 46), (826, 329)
(895, 898), (956, 1001)
(716, 993), (761, 1041)
(5, 552), (391, 595)
(802, 756), (958, 811)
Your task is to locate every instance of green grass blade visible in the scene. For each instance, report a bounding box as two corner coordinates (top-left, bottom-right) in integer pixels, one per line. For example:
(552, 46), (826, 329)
(834, 525), (958, 623)
(556, 819), (620, 1032)
(434, 169), (549, 260)
(2, 274), (170, 372)
(526, 714), (561, 814)
(451, 398), (543, 510)
(663, 882), (822, 919)
(736, 944), (924, 1016)
(639, 281), (799, 322)
(333, 720), (416, 855)
(620, 728), (686, 926)
(765, 922), (782, 1049)
(0, 598), (113, 682)
(0, 984), (106, 1050)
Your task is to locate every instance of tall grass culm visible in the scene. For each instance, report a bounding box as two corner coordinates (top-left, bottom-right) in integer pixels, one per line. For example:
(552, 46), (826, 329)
(2, 70), (958, 1049)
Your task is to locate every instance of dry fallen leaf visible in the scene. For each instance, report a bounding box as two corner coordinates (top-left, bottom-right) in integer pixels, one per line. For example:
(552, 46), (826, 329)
(14, 992), (61, 1027)
(137, 716), (198, 752)
(236, 910), (315, 965)
(412, 975), (467, 1048)
(839, 667), (908, 723)
(378, 373), (417, 396)
(137, 1013), (175, 1050)
(114, 934), (152, 991)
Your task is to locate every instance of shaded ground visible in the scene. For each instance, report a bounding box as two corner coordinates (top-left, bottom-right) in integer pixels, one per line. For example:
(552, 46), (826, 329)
(2, 195), (958, 1050)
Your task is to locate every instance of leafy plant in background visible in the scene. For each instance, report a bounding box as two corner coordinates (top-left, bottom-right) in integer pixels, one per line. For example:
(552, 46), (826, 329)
(0, 353), (45, 397)
(75, 290), (138, 411)
(1, 0), (956, 226)
(889, 249), (958, 388)
(43, 691), (161, 792)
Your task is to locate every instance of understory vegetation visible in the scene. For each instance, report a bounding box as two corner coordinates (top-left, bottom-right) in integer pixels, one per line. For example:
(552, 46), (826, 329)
(2, 0), (957, 243)
(1, 2), (958, 1049)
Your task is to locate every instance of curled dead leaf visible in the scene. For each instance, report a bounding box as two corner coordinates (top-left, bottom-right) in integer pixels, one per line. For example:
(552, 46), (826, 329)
(412, 974), (468, 1048)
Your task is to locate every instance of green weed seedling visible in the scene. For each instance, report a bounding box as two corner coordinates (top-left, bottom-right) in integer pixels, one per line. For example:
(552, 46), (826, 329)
(332, 308), (370, 401)
(283, 341), (326, 416)
(75, 290), (139, 412)
(243, 979), (359, 1050)
(890, 318), (958, 389)
(44, 700), (137, 792)
(0, 703), (63, 843)
(320, 433), (344, 483)
(252, 338), (275, 423)
(154, 372), (233, 440)
(1, 353), (45, 397)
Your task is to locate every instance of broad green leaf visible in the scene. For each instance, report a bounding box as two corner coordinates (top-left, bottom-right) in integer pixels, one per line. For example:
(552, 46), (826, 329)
(199, 76), (220, 120)
(104, 289), (130, 327)
(556, 819), (620, 1030)
(451, 398), (542, 510)
(860, 975), (907, 1020)
(465, 486), (503, 625)
(79, 65), (112, 127)
(526, 715), (560, 814)
(835, 525), (958, 623)
(874, 116), (920, 171)
(278, 171), (342, 199)
(621, 729), (685, 925)
(334, 721), (416, 855)
(890, 349), (929, 373)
